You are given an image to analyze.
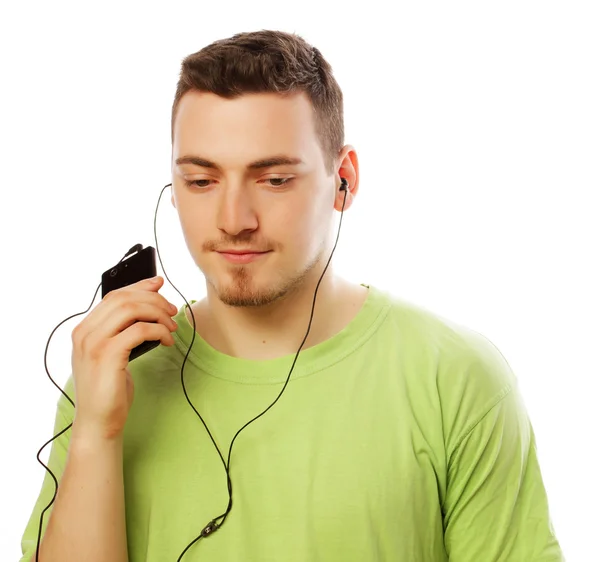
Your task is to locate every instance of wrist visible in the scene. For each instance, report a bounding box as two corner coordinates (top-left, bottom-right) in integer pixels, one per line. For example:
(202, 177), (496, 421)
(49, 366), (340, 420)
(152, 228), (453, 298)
(71, 419), (125, 448)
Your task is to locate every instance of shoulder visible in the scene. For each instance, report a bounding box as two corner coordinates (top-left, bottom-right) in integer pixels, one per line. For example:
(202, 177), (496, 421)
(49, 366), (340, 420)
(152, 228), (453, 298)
(380, 288), (513, 373)
(377, 287), (517, 434)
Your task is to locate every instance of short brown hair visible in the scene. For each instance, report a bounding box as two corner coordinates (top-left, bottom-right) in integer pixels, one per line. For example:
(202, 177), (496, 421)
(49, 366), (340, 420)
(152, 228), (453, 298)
(171, 29), (344, 176)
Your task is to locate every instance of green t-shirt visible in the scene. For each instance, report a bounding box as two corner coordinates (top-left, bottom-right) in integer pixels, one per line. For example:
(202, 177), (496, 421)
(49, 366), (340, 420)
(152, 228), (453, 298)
(20, 284), (564, 561)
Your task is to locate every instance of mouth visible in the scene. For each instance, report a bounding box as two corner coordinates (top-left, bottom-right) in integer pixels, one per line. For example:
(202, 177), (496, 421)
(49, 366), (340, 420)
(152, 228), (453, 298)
(217, 250), (271, 264)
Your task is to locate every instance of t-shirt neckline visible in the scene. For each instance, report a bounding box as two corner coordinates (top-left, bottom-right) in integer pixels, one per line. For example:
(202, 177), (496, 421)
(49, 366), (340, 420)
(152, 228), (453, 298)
(171, 284), (390, 385)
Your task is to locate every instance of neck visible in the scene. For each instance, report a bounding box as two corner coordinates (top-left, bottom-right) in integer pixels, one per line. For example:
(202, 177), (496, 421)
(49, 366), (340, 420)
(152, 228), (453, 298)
(189, 271), (364, 360)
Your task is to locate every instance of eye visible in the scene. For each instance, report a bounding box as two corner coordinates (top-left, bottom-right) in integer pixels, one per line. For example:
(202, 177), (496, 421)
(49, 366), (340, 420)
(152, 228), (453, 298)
(184, 179), (211, 189)
(184, 180), (210, 188)
(261, 177), (293, 188)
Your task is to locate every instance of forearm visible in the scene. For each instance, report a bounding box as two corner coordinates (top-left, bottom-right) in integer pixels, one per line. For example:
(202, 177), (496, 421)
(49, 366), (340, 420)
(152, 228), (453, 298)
(34, 424), (129, 562)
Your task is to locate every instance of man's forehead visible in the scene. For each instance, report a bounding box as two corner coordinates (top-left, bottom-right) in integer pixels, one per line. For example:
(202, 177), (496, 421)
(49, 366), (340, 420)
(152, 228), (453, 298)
(172, 91), (320, 169)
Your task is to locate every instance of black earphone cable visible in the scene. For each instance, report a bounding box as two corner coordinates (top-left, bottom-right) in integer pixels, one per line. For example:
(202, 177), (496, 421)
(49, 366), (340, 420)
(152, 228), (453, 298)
(34, 178), (348, 561)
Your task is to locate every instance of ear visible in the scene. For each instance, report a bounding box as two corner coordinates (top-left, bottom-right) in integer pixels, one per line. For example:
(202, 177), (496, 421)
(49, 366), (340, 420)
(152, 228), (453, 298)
(334, 145), (359, 212)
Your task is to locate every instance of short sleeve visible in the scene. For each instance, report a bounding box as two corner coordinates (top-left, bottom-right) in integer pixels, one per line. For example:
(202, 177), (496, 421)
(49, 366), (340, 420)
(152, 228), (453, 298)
(442, 382), (565, 561)
(19, 376), (75, 562)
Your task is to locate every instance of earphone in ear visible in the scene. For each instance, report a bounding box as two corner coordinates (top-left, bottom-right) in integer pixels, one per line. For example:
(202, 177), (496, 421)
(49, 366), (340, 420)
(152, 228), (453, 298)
(339, 178), (348, 191)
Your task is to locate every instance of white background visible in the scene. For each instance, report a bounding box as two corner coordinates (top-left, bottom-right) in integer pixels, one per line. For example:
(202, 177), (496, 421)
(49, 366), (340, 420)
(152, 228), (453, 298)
(1, 1), (598, 560)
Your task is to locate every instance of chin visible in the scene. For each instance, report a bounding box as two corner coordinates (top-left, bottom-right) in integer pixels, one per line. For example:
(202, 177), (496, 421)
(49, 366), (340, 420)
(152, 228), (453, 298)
(209, 269), (282, 307)
(212, 266), (313, 308)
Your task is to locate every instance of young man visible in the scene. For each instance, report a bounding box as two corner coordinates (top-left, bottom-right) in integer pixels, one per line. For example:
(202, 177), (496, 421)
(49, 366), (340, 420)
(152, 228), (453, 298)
(20, 30), (564, 561)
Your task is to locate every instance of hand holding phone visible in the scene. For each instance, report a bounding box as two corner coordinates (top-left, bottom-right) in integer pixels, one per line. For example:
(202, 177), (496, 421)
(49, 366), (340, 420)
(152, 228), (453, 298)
(69, 249), (178, 440)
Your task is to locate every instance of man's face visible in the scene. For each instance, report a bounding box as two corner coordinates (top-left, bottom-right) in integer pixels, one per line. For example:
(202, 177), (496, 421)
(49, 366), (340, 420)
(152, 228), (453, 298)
(171, 90), (339, 307)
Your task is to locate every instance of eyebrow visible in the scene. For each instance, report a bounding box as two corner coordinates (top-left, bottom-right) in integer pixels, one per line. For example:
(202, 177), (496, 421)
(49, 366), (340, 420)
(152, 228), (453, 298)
(175, 155), (305, 171)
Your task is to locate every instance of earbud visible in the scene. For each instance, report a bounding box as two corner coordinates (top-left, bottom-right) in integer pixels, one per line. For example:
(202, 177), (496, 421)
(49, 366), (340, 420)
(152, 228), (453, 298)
(339, 178), (348, 191)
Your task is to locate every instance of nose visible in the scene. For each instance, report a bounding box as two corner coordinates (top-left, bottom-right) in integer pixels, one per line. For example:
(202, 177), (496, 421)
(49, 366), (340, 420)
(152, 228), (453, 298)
(216, 184), (259, 237)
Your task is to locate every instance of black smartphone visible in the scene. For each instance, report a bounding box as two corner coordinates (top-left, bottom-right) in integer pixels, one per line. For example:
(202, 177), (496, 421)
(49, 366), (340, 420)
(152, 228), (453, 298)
(101, 245), (160, 362)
